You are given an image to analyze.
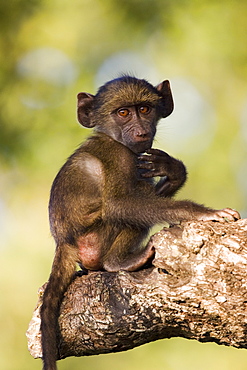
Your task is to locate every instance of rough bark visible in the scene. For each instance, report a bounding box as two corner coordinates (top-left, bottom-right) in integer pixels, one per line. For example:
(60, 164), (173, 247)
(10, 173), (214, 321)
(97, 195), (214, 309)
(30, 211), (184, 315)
(27, 219), (247, 360)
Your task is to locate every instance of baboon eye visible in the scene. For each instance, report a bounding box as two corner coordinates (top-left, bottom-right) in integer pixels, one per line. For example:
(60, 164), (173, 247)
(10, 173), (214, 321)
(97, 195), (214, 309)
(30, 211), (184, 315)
(118, 108), (130, 117)
(139, 106), (150, 114)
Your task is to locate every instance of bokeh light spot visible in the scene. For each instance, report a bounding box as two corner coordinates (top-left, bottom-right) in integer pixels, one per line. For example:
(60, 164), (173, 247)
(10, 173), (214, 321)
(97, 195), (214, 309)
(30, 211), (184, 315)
(16, 47), (78, 108)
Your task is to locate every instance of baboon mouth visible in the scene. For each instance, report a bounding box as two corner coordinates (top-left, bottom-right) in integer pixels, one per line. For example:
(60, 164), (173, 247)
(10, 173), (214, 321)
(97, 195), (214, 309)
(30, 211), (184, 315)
(134, 136), (152, 143)
(136, 137), (150, 142)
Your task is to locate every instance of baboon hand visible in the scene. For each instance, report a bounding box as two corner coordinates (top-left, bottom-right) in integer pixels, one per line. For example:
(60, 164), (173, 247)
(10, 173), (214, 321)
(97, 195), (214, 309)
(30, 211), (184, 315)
(197, 208), (240, 222)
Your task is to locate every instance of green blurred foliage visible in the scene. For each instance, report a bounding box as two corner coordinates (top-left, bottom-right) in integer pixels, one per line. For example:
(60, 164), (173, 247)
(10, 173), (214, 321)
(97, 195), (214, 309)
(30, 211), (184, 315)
(0, 0), (247, 369)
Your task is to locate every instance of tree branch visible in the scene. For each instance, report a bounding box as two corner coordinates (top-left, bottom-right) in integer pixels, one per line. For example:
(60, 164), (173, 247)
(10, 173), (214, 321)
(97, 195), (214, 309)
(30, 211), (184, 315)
(27, 219), (247, 360)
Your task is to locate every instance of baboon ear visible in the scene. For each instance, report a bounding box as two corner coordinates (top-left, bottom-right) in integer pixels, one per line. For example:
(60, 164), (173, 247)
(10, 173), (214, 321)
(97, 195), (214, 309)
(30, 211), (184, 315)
(77, 92), (96, 128)
(156, 80), (174, 118)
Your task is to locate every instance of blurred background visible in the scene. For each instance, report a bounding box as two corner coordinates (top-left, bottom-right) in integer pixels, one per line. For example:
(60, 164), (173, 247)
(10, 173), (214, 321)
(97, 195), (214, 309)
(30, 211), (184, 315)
(1, 0), (247, 369)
